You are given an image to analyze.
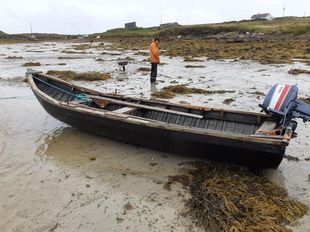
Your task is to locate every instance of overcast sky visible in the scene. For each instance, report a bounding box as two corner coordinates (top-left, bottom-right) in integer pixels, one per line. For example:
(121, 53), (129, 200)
(0, 0), (308, 34)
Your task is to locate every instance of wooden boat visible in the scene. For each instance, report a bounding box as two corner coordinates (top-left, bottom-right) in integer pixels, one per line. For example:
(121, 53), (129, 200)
(27, 71), (296, 168)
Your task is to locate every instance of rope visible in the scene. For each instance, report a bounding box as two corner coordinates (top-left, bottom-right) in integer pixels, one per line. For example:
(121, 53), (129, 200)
(32, 76), (91, 105)
(256, 129), (281, 136)
(0, 96), (34, 100)
(33, 76), (76, 97)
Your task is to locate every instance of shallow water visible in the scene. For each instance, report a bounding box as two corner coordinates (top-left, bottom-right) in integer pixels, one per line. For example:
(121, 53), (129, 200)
(0, 42), (309, 231)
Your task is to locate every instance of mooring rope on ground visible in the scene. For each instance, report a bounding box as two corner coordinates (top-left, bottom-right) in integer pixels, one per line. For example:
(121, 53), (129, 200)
(0, 96), (35, 100)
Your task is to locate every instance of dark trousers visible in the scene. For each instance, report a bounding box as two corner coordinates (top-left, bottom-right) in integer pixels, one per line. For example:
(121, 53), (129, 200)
(150, 63), (158, 82)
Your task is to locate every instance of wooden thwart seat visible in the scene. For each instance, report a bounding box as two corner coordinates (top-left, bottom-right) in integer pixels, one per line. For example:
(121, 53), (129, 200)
(88, 95), (203, 119)
(113, 107), (137, 114)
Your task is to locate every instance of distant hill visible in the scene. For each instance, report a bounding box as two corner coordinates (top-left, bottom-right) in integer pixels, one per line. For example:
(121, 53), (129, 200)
(92, 16), (310, 39)
(0, 31), (8, 38)
(0, 31), (78, 42)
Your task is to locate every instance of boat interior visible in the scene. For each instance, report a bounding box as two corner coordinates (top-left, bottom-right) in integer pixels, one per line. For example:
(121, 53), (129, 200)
(32, 74), (280, 136)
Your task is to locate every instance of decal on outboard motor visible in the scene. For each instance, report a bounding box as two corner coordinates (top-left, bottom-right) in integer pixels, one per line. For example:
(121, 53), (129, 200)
(259, 84), (310, 134)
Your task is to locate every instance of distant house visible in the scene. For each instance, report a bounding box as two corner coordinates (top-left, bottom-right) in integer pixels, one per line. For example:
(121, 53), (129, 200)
(251, 13), (273, 21)
(28, 34), (37, 40)
(160, 22), (180, 29)
(125, 22), (137, 29)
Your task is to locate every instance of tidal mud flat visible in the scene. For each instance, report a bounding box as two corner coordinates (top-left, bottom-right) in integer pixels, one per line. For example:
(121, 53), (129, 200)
(0, 42), (310, 231)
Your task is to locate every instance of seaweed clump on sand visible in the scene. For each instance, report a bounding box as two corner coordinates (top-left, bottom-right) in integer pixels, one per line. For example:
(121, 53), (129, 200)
(152, 84), (235, 99)
(223, 98), (235, 105)
(185, 162), (308, 232)
(137, 67), (151, 72)
(152, 90), (176, 99)
(185, 65), (206, 68)
(22, 62), (41, 67)
(46, 70), (111, 81)
(183, 57), (204, 62)
(151, 85), (207, 99)
(299, 97), (310, 104)
(164, 85), (207, 94)
(6, 56), (23, 59)
(288, 69), (310, 75)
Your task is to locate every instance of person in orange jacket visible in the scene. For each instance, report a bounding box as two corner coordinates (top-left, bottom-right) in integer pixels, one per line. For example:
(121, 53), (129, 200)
(150, 37), (160, 82)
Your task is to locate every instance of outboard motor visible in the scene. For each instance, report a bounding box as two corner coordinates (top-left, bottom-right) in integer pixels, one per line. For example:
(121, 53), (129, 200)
(259, 84), (310, 134)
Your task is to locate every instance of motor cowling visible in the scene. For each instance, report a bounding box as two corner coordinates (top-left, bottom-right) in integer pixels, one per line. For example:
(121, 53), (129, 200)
(259, 84), (310, 126)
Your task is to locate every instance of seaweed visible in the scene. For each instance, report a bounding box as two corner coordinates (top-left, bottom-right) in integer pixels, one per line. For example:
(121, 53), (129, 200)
(152, 90), (175, 99)
(163, 85), (207, 94)
(288, 69), (310, 75)
(152, 85), (235, 99)
(46, 70), (111, 81)
(183, 57), (204, 62)
(185, 65), (206, 68)
(22, 62), (41, 67)
(137, 67), (151, 72)
(6, 56), (23, 59)
(223, 98), (235, 105)
(299, 97), (310, 104)
(184, 162), (308, 232)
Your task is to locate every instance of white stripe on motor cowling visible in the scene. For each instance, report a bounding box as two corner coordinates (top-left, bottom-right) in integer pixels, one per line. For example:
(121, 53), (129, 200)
(269, 84), (285, 109)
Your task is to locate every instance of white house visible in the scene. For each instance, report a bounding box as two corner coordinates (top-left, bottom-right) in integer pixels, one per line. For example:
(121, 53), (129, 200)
(251, 13), (273, 21)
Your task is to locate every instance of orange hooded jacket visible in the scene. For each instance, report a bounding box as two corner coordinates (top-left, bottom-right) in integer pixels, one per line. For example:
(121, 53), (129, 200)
(150, 40), (160, 64)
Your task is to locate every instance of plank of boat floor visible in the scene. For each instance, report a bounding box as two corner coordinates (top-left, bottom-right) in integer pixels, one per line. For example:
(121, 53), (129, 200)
(239, 123), (245, 134)
(59, 93), (67, 101)
(207, 119), (215, 130)
(160, 112), (165, 121)
(187, 117), (194, 127)
(67, 95), (74, 102)
(189, 118), (194, 127)
(184, 117), (191, 126)
(169, 114), (177, 124)
(165, 113), (171, 123)
(199, 119), (205, 128)
(38, 84), (48, 92)
(157, 112), (164, 121)
(218, 120), (225, 131)
(184, 117), (190, 126)
(49, 89), (58, 98)
(56, 91), (65, 101)
(180, 116), (186, 125)
(148, 111), (154, 119)
(243, 124), (252, 135)
(193, 118), (200, 127)
(221, 120), (226, 131)
(162, 113), (169, 122)
(88, 95), (203, 119)
(145, 111), (150, 118)
(215, 120), (220, 130)
(58, 92), (66, 101)
(175, 115), (181, 125)
(225, 121), (234, 133)
(152, 111), (158, 120)
(232, 122), (236, 133)
(45, 87), (54, 96)
(63, 94), (70, 102)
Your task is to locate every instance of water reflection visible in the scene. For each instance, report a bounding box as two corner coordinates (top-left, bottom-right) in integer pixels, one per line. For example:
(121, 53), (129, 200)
(150, 82), (158, 94)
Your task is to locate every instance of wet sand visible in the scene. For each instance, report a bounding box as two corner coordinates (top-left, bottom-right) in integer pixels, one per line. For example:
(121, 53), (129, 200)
(0, 42), (310, 231)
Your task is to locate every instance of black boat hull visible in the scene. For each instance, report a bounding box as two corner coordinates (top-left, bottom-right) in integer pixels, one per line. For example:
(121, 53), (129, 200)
(34, 91), (285, 168)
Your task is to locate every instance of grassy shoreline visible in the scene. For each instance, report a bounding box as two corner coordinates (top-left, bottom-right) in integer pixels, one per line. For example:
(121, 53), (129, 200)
(1, 17), (309, 64)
